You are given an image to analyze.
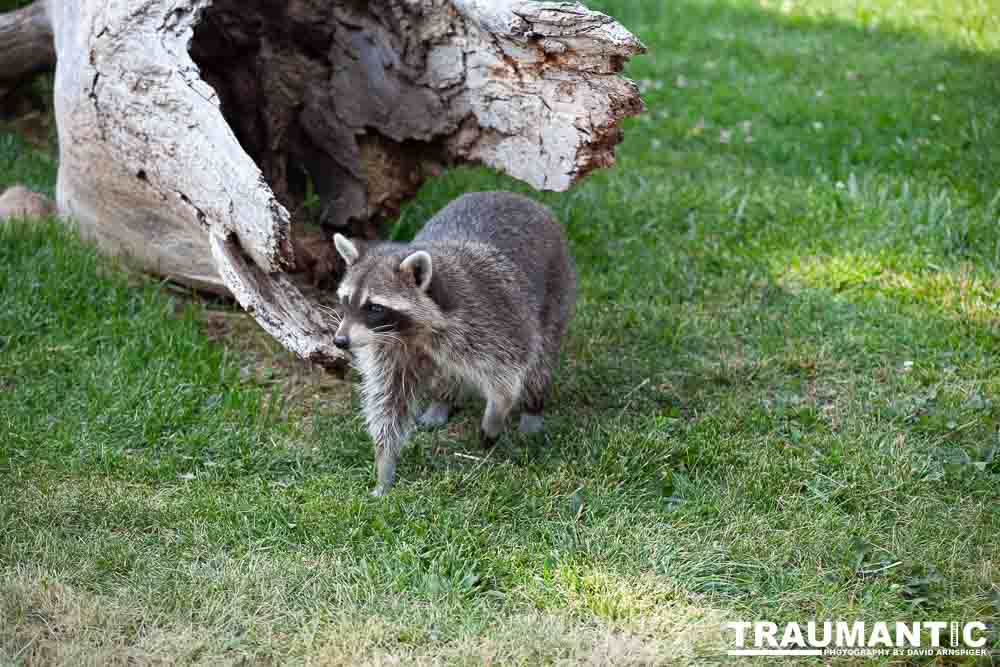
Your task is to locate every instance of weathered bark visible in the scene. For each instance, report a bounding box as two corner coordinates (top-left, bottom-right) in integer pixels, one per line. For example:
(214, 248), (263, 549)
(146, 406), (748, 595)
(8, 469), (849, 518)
(0, 2), (55, 100)
(4, 0), (644, 368)
(188, 0), (645, 237)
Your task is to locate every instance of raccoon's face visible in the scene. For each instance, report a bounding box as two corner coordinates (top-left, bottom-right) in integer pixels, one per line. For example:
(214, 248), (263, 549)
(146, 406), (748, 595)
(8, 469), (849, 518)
(331, 234), (442, 351)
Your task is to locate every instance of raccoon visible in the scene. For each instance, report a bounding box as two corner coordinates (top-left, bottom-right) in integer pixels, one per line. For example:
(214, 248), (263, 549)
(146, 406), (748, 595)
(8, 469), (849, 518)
(331, 191), (577, 496)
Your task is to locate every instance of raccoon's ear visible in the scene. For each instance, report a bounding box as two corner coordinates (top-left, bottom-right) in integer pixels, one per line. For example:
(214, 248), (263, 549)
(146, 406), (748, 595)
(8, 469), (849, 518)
(334, 233), (360, 266)
(399, 250), (433, 292)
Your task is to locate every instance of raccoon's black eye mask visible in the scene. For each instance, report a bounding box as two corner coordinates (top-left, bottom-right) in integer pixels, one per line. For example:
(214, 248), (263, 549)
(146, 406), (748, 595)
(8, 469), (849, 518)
(341, 299), (410, 332)
(364, 302), (393, 328)
(338, 290), (412, 332)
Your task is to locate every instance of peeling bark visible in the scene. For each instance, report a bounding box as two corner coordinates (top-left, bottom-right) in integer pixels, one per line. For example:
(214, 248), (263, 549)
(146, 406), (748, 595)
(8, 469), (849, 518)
(189, 0), (645, 237)
(211, 232), (342, 367)
(6, 0), (643, 368)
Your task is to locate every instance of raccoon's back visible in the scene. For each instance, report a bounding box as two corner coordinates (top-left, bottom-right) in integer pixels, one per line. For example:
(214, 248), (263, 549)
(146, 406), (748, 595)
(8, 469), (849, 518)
(415, 192), (575, 301)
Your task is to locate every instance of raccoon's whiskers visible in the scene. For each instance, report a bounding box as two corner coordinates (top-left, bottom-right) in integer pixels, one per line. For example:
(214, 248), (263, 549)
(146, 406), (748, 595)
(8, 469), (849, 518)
(317, 303), (342, 324)
(371, 325), (406, 348)
(373, 332), (406, 348)
(317, 303), (339, 315)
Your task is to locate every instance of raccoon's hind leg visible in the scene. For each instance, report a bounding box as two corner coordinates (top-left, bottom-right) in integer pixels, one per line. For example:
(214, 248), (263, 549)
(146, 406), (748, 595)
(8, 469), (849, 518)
(418, 402), (450, 428)
(518, 358), (552, 436)
(518, 398), (545, 436)
(417, 374), (461, 429)
(518, 412), (545, 435)
(519, 257), (575, 437)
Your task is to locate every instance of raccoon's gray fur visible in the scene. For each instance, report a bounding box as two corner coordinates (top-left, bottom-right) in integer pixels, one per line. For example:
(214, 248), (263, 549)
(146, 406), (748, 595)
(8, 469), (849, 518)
(331, 191), (577, 496)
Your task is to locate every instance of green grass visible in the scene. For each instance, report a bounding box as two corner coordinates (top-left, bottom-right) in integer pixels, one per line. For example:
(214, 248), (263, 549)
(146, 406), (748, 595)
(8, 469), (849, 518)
(2, 0), (1000, 664)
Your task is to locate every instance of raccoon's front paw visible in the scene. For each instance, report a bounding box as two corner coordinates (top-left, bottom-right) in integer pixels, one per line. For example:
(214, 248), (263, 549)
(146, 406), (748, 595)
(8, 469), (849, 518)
(480, 429), (499, 450)
(417, 402), (450, 429)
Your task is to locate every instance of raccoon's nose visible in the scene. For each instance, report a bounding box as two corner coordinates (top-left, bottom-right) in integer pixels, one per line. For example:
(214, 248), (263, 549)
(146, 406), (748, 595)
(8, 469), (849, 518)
(334, 335), (351, 350)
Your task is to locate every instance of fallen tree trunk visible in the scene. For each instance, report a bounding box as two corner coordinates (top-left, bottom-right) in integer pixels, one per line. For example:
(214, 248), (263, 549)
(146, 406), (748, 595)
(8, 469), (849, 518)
(4, 0), (644, 368)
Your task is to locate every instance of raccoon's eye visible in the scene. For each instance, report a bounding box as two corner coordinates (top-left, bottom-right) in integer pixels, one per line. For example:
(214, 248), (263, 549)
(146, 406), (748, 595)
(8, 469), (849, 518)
(365, 302), (385, 314)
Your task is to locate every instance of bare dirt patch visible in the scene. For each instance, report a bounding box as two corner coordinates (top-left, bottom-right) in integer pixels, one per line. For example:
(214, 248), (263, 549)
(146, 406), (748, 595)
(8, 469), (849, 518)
(198, 303), (354, 422)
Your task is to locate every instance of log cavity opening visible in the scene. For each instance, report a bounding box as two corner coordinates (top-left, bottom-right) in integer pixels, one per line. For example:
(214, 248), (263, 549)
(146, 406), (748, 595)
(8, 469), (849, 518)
(189, 1), (339, 236)
(189, 0), (453, 268)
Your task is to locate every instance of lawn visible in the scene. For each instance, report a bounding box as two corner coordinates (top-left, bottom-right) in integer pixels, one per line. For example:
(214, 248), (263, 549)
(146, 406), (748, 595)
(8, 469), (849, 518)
(2, 0), (999, 664)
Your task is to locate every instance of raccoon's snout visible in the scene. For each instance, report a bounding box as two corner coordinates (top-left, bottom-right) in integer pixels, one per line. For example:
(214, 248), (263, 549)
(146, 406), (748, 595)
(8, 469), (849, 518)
(334, 335), (351, 350)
